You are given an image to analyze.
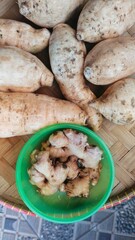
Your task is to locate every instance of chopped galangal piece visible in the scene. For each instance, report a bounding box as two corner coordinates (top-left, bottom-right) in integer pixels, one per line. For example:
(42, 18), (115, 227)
(66, 155), (79, 180)
(49, 131), (69, 148)
(40, 183), (58, 196)
(64, 129), (103, 168)
(34, 151), (69, 186)
(65, 176), (90, 198)
(46, 146), (71, 159)
(28, 166), (45, 189)
(78, 163), (102, 186)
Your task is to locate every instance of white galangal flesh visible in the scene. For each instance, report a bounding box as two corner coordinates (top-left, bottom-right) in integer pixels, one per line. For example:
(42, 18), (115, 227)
(49, 131), (69, 148)
(34, 151), (69, 186)
(64, 129), (103, 168)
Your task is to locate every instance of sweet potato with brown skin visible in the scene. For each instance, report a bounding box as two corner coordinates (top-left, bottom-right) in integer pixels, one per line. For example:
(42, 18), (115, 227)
(0, 92), (87, 138)
(77, 0), (135, 43)
(49, 24), (102, 131)
(0, 46), (53, 92)
(90, 78), (135, 125)
(18, 0), (86, 28)
(0, 19), (50, 53)
(84, 36), (135, 85)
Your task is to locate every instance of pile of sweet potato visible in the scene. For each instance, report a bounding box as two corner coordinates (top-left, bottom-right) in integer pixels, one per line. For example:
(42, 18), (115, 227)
(0, 0), (135, 138)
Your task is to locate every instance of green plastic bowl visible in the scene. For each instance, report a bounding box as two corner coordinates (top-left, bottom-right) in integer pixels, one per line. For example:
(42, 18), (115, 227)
(16, 123), (115, 224)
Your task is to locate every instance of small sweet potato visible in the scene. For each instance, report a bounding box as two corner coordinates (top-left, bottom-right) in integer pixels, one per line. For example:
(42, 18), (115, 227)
(0, 46), (53, 92)
(90, 78), (135, 125)
(0, 19), (50, 53)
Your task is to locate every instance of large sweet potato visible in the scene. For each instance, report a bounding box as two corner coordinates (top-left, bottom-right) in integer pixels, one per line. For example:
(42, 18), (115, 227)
(0, 19), (50, 53)
(0, 92), (87, 138)
(77, 0), (135, 43)
(49, 24), (102, 131)
(0, 46), (53, 92)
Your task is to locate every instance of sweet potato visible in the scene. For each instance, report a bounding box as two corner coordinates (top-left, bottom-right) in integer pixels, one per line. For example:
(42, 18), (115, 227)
(0, 46), (53, 92)
(90, 78), (135, 125)
(0, 92), (87, 138)
(49, 24), (102, 131)
(84, 36), (135, 85)
(77, 0), (135, 43)
(0, 19), (50, 53)
(18, 0), (86, 28)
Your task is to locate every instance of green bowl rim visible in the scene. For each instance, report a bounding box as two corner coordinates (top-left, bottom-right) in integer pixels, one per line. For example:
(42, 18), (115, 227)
(16, 123), (115, 224)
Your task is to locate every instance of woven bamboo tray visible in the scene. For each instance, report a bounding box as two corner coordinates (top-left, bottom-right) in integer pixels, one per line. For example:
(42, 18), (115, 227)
(0, 0), (135, 216)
